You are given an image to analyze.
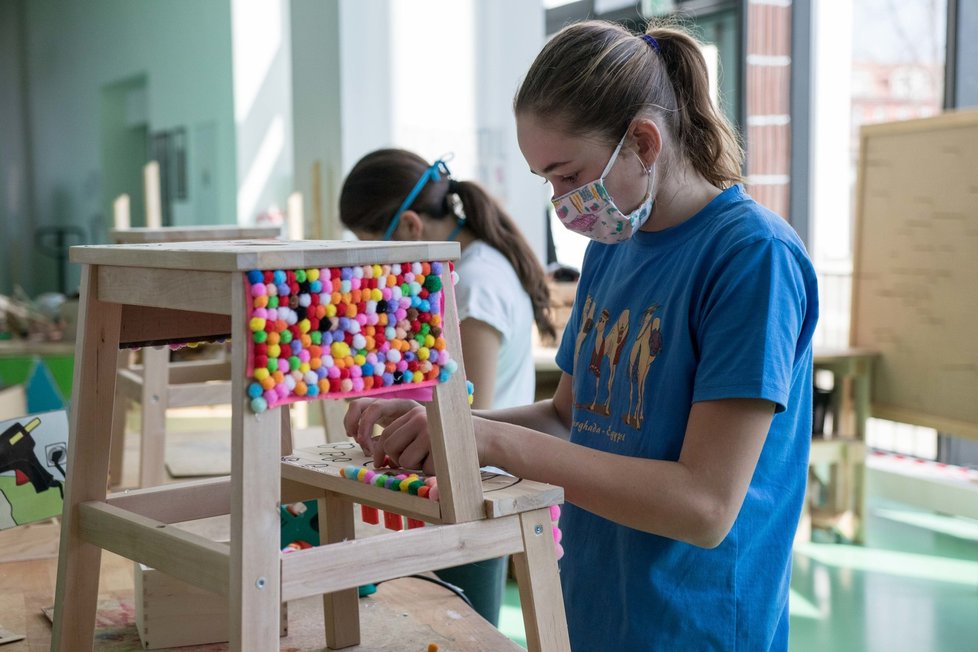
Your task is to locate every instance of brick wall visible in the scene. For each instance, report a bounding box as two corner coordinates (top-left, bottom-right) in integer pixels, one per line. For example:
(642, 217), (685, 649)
(744, 0), (793, 221)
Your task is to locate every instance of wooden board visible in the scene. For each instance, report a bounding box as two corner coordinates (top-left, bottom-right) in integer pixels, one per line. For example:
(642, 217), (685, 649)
(110, 225), (281, 244)
(0, 626), (25, 645)
(865, 451), (978, 521)
(71, 239), (460, 271)
(0, 384), (26, 421)
(0, 520), (60, 563)
(165, 429), (233, 477)
(134, 562), (288, 649)
(851, 110), (978, 440)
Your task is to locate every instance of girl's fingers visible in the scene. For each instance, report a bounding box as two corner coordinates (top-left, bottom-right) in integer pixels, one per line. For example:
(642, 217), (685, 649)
(401, 439), (428, 470)
(342, 400), (363, 438)
(344, 399), (422, 457)
(388, 409), (431, 469)
(376, 411), (414, 468)
(376, 406), (430, 471)
(344, 399), (374, 444)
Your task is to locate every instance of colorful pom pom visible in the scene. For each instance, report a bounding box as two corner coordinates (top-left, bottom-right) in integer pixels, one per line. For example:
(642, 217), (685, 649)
(245, 261), (457, 413)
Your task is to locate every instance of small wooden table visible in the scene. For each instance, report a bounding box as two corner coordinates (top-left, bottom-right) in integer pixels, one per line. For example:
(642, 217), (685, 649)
(810, 347), (879, 542)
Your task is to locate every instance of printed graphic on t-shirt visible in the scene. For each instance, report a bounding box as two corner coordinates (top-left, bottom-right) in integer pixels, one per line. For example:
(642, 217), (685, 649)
(573, 294), (663, 431)
(573, 294), (597, 378)
(625, 304), (663, 428)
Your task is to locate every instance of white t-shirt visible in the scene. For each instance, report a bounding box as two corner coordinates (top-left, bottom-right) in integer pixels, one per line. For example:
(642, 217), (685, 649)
(453, 240), (536, 409)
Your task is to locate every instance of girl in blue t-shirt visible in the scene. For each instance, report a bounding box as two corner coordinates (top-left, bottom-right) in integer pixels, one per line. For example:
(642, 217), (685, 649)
(345, 20), (818, 651)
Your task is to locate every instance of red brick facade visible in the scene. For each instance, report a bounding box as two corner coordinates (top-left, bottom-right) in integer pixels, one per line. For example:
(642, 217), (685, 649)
(744, 0), (793, 221)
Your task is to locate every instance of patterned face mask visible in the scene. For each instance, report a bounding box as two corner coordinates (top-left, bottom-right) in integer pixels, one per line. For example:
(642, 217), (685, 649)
(551, 132), (655, 244)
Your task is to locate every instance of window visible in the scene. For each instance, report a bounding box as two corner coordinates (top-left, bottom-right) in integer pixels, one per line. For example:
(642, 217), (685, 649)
(811, 0), (947, 457)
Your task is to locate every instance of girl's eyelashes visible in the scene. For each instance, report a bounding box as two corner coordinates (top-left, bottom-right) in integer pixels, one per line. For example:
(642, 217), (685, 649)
(534, 169), (578, 187)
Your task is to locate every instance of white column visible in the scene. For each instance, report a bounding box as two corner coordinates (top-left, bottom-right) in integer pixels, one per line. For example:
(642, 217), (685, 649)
(231, 0), (294, 226)
(474, 0), (548, 262)
(810, 0), (853, 265)
(389, 1), (478, 177)
(290, 0), (546, 250)
(291, 0), (393, 239)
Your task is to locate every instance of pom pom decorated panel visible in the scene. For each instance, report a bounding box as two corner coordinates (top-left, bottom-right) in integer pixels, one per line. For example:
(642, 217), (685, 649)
(245, 261), (458, 413)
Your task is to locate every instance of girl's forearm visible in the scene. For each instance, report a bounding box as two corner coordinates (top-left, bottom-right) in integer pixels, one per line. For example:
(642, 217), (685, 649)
(476, 420), (727, 548)
(473, 399), (572, 441)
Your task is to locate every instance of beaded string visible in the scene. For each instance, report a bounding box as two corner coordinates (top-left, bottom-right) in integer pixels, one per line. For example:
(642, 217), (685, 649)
(341, 466), (441, 501)
(245, 261), (460, 413)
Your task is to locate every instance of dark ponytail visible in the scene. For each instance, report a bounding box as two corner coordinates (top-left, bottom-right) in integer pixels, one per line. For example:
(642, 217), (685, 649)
(340, 148), (555, 339)
(514, 19), (743, 189)
(452, 179), (556, 340)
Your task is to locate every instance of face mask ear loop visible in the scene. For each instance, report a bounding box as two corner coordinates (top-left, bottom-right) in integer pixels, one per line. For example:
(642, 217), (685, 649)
(646, 162), (657, 203)
(600, 132), (629, 180)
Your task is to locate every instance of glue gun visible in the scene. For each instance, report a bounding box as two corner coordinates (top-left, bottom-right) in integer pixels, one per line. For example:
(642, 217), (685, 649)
(0, 417), (60, 494)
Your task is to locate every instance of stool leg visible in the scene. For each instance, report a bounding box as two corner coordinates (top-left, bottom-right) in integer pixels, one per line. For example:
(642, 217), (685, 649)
(853, 364), (871, 544)
(281, 402), (294, 455)
(511, 508), (570, 652)
(229, 279), (282, 651)
(139, 346), (169, 487)
(229, 403), (282, 650)
(52, 265), (123, 650)
(108, 351), (130, 488)
(320, 490), (360, 649)
(320, 399), (348, 443)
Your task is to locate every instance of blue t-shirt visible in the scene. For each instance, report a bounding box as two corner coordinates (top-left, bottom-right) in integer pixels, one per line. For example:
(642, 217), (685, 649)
(554, 185), (818, 651)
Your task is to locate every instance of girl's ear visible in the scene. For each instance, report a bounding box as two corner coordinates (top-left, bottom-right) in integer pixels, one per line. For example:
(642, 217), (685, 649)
(630, 118), (662, 170)
(396, 210), (425, 241)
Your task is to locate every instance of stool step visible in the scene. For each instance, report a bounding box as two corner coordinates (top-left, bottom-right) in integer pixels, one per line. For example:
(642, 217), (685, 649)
(280, 515), (526, 601)
(283, 443), (563, 523)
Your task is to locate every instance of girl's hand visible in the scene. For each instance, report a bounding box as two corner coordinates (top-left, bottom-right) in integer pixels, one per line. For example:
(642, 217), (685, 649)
(377, 410), (494, 476)
(371, 404), (434, 474)
(345, 399), (497, 476)
(344, 398), (427, 467)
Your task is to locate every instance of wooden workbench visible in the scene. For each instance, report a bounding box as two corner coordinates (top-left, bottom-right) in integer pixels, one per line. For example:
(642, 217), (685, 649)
(0, 542), (522, 651)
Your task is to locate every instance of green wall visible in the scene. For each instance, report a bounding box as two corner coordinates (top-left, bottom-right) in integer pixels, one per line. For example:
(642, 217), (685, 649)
(19, 0), (238, 296)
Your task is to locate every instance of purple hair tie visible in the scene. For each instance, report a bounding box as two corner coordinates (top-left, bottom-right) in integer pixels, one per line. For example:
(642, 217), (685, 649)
(641, 34), (660, 53)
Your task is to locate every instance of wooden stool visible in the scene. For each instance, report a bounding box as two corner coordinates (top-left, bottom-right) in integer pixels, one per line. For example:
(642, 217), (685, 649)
(107, 225), (280, 488)
(53, 240), (568, 651)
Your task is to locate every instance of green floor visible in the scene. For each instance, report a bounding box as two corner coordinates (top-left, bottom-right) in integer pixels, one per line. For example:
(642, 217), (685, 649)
(498, 499), (978, 650)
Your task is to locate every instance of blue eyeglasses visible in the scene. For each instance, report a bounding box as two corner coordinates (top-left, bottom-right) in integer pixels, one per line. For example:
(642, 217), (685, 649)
(382, 159), (453, 241)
